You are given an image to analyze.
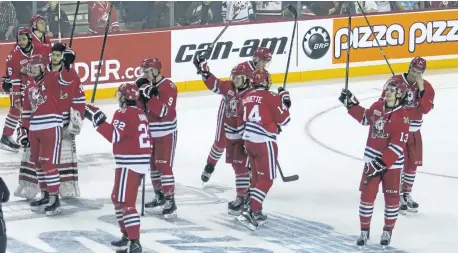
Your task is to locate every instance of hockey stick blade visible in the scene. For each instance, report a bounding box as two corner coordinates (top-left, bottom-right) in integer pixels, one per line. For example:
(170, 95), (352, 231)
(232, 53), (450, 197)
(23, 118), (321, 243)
(277, 161), (299, 182)
(287, 5), (298, 18)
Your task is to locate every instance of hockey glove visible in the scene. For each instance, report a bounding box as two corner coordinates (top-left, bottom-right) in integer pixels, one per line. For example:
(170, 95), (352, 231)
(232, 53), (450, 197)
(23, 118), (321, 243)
(1, 76), (12, 93)
(84, 104), (107, 127)
(278, 87), (291, 108)
(338, 89), (359, 109)
(365, 157), (387, 178)
(0, 177), (9, 203)
(66, 107), (84, 135)
(62, 47), (76, 71)
(193, 53), (210, 77)
(139, 84), (159, 101)
(17, 127), (29, 148)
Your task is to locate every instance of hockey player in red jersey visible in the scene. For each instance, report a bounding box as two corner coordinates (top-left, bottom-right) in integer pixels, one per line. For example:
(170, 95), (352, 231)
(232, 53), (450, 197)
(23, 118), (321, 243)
(15, 43), (82, 200)
(29, 15), (52, 46)
(136, 58), (178, 219)
(237, 69), (291, 231)
(340, 76), (410, 247)
(1, 27), (50, 153)
(201, 47), (272, 183)
(21, 54), (68, 216)
(381, 57), (434, 214)
(87, 1), (120, 34)
(194, 54), (253, 215)
(84, 83), (148, 253)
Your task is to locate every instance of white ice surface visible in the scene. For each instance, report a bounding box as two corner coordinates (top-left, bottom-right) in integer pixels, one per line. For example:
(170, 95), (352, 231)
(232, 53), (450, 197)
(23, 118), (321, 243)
(0, 69), (457, 253)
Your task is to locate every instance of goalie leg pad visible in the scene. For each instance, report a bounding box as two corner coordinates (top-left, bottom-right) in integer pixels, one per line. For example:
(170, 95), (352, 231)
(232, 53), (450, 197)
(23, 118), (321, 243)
(58, 135), (80, 198)
(15, 148), (40, 200)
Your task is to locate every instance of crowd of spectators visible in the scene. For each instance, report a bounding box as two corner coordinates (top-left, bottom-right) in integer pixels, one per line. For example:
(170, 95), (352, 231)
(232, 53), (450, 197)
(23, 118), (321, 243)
(0, 1), (457, 41)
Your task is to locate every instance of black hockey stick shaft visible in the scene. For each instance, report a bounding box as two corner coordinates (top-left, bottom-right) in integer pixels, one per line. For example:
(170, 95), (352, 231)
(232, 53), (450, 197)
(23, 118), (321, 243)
(90, 1), (114, 103)
(282, 5), (298, 89)
(277, 160), (299, 182)
(69, 1), (80, 48)
(344, 5), (351, 95)
(356, 2), (394, 76)
(141, 175), (145, 216)
(195, 25), (229, 75)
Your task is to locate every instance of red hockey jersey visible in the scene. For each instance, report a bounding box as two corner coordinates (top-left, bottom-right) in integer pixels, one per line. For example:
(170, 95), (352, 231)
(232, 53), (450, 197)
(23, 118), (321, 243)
(87, 1), (120, 34)
(5, 45), (51, 96)
(239, 87), (291, 143)
(22, 71), (68, 131)
(141, 78), (177, 138)
(203, 73), (251, 140)
(55, 66), (86, 124)
(380, 73), (434, 132)
(96, 106), (151, 174)
(348, 100), (410, 169)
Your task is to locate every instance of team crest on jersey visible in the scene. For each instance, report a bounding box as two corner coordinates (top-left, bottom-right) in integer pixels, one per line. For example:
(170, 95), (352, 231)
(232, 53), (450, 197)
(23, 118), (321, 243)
(60, 90), (68, 99)
(371, 117), (389, 139)
(404, 89), (419, 108)
(225, 97), (239, 117)
(28, 86), (47, 113)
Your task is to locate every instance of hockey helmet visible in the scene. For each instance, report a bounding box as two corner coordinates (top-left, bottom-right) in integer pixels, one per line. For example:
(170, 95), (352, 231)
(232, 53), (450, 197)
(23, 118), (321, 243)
(116, 83), (140, 101)
(16, 27), (32, 47)
(141, 58), (162, 71)
(253, 47), (272, 62)
(27, 54), (49, 77)
(409, 57), (427, 74)
(230, 64), (251, 89)
(29, 14), (47, 31)
(384, 75), (407, 99)
(249, 69), (270, 90)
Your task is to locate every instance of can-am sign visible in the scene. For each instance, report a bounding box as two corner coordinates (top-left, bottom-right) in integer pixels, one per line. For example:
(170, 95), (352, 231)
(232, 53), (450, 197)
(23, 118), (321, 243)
(332, 9), (458, 64)
(175, 37), (288, 63)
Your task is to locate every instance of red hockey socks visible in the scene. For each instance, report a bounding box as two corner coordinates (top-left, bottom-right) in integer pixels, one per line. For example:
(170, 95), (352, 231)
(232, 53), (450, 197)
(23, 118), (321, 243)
(234, 165), (250, 197)
(123, 207), (141, 240)
(114, 207), (127, 234)
(383, 194), (400, 231)
(44, 168), (59, 194)
(207, 143), (224, 165)
(3, 107), (20, 136)
(161, 173), (175, 196)
(402, 170), (416, 193)
(359, 201), (374, 230)
(36, 168), (48, 191)
(250, 179), (273, 212)
(150, 166), (162, 192)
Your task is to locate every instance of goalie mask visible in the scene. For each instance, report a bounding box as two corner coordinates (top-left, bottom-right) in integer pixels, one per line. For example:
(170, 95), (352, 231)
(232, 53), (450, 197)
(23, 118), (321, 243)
(116, 83), (139, 108)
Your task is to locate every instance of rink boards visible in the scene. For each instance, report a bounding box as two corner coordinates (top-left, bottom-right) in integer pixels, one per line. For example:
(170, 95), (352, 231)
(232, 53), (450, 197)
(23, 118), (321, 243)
(0, 8), (457, 107)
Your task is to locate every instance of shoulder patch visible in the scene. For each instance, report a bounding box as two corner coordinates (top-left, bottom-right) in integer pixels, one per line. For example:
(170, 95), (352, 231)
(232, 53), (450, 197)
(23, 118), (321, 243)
(374, 110), (381, 116)
(170, 81), (176, 89)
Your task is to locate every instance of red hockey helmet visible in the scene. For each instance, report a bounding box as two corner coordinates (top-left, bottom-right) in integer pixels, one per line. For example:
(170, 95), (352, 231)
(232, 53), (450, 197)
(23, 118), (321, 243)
(385, 75), (407, 99)
(230, 64), (251, 89)
(29, 14), (46, 30)
(254, 47), (272, 62)
(16, 27), (32, 47)
(249, 69), (270, 89)
(141, 58), (162, 71)
(27, 54), (49, 77)
(409, 56), (427, 73)
(116, 83), (140, 101)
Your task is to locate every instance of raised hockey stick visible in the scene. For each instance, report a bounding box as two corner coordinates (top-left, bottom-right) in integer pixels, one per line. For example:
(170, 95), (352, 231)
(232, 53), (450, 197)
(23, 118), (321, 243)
(195, 25), (229, 75)
(69, 1), (80, 48)
(277, 161), (299, 182)
(343, 3), (352, 105)
(58, 1), (61, 41)
(90, 1), (114, 103)
(141, 175), (145, 216)
(356, 2), (394, 76)
(282, 4), (298, 89)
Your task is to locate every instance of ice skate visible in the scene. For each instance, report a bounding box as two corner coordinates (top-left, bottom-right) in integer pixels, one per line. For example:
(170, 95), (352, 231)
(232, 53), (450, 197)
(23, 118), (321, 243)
(228, 196), (248, 216)
(237, 210), (258, 231)
(201, 163), (215, 183)
(380, 230), (392, 248)
(356, 229), (370, 247)
(162, 195), (177, 219)
(145, 190), (165, 214)
(115, 239), (142, 253)
(111, 232), (129, 248)
(45, 194), (62, 216)
(30, 191), (49, 211)
(402, 193), (419, 214)
(253, 209), (267, 226)
(0, 134), (20, 152)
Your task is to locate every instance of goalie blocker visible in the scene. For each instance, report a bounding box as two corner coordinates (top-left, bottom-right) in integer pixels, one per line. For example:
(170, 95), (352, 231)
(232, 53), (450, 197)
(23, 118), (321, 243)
(15, 43), (84, 200)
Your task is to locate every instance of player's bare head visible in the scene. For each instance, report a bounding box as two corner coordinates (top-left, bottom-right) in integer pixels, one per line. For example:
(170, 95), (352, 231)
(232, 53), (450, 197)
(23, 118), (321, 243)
(116, 83), (139, 108)
(30, 15), (47, 33)
(249, 69), (270, 90)
(408, 57), (427, 77)
(51, 43), (66, 66)
(384, 76), (407, 105)
(27, 54), (49, 79)
(253, 47), (272, 70)
(231, 65), (250, 89)
(141, 58), (162, 81)
(16, 27), (32, 49)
